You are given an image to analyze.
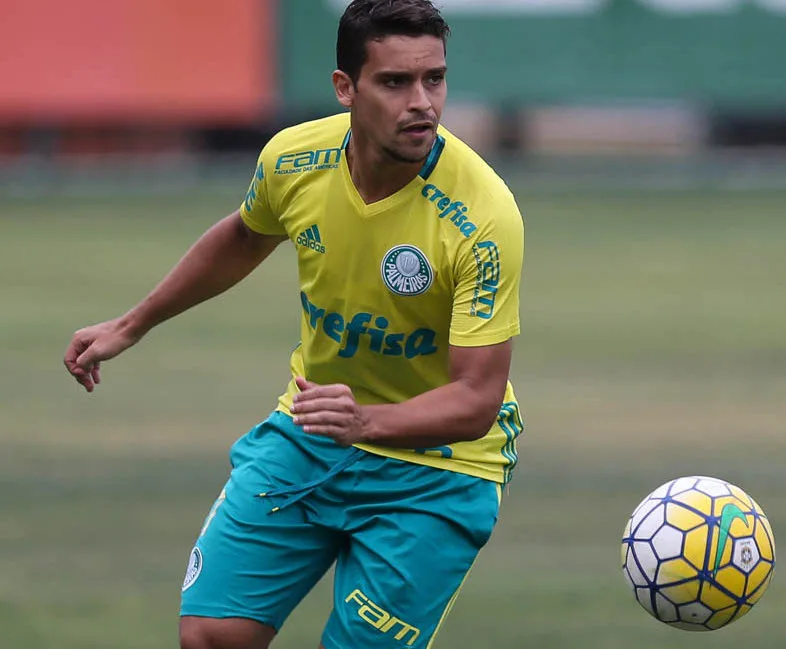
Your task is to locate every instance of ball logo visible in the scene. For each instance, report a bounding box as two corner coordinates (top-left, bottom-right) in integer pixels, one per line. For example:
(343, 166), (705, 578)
(711, 502), (749, 580)
(381, 245), (433, 296)
(739, 542), (755, 570)
(182, 547), (203, 592)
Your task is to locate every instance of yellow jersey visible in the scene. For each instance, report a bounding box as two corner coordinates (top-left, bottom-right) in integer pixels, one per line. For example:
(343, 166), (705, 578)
(240, 113), (524, 483)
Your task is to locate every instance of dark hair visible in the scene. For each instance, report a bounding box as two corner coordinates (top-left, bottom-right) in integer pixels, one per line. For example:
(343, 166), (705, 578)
(337, 0), (451, 85)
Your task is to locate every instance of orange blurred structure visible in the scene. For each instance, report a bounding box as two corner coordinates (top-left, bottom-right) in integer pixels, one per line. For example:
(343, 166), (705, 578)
(0, 0), (277, 125)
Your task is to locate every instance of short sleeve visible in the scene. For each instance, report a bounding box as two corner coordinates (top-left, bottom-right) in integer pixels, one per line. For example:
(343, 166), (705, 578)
(449, 195), (524, 347)
(239, 150), (286, 235)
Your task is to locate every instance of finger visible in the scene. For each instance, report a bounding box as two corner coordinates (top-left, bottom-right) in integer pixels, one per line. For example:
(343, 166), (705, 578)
(293, 411), (348, 427)
(63, 335), (98, 392)
(63, 337), (90, 373)
(91, 361), (101, 386)
(76, 345), (100, 372)
(64, 351), (94, 393)
(299, 424), (348, 442)
(74, 371), (95, 393)
(66, 362), (87, 378)
(291, 397), (350, 414)
(293, 383), (352, 402)
(295, 376), (319, 392)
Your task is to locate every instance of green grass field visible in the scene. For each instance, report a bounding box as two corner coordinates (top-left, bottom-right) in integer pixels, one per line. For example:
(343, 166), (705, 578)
(1, 188), (784, 648)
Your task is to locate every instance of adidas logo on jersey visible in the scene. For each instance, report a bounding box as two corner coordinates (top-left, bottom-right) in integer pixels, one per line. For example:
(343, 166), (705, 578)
(296, 225), (326, 253)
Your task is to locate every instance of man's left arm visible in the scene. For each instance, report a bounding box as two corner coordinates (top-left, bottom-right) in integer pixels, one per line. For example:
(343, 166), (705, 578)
(369, 340), (513, 446)
(290, 341), (511, 448)
(291, 192), (525, 447)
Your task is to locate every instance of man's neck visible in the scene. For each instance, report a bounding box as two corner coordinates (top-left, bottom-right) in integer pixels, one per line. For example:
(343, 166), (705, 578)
(346, 134), (424, 205)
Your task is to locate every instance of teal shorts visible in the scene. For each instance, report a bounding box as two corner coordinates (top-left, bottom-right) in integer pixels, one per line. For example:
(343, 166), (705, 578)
(180, 411), (501, 649)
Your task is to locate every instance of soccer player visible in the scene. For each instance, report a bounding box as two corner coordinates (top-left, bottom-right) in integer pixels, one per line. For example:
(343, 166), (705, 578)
(63, 1), (524, 647)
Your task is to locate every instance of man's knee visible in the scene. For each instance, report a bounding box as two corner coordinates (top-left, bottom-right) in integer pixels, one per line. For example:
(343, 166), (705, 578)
(179, 616), (275, 649)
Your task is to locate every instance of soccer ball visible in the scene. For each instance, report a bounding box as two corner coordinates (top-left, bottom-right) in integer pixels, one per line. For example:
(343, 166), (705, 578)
(621, 476), (775, 631)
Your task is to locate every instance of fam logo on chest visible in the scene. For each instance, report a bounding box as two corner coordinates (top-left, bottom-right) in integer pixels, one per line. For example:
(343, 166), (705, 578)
(381, 245), (434, 296)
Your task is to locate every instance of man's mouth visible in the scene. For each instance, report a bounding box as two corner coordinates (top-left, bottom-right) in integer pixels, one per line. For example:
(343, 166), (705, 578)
(401, 122), (434, 136)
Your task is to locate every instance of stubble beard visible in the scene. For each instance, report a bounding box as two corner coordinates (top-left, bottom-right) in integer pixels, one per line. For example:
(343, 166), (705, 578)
(382, 136), (435, 165)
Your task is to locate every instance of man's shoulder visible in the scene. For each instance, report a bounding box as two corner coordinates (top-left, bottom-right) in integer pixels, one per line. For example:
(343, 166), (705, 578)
(264, 113), (351, 162)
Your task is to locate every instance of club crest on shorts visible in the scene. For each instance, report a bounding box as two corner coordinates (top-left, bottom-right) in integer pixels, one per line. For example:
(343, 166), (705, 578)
(381, 245), (433, 296)
(182, 547), (203, 592)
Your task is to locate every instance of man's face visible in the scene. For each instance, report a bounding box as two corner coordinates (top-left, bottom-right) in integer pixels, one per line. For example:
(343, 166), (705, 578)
(340, 34), (447, 164)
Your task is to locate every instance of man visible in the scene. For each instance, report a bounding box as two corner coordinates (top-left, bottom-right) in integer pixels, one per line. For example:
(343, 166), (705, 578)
(63, 1), (525, 647)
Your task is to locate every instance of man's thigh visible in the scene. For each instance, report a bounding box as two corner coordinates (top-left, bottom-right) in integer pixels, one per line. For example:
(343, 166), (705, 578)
(322, 458), (501, 649)
(180, 415), (344, 631)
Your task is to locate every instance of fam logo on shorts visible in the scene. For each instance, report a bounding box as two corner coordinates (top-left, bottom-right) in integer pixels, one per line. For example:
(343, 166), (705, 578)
(381, 245), (433, 296)
(182, 547), (203, 592)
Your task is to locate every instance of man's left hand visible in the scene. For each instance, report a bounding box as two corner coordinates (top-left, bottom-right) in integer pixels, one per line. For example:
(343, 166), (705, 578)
(290, 376), (369, 446)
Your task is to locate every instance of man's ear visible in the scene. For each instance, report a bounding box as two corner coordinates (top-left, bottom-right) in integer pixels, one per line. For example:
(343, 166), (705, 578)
(333, 70), (355, 108)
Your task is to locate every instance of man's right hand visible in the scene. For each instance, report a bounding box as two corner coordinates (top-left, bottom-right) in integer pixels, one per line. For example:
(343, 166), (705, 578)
(63, 319), (142, 393)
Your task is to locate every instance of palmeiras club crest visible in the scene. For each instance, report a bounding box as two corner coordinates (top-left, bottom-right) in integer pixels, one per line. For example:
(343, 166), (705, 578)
(182, 547), (203, 592)
(380, 245), (433, 296)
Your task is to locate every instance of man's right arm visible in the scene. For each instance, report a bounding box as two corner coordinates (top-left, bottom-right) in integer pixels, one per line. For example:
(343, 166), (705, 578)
(63, 210), (287, 392)
(120, 210), (286, 336)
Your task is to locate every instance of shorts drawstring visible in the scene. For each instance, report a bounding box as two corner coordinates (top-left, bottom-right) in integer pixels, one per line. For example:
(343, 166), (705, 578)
(257, 447), (364, 514)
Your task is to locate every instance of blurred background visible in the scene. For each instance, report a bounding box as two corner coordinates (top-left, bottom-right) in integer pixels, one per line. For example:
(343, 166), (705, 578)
(1, 1), (785, 648)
